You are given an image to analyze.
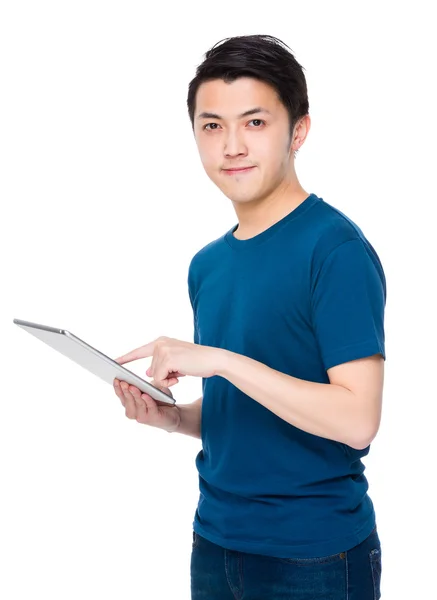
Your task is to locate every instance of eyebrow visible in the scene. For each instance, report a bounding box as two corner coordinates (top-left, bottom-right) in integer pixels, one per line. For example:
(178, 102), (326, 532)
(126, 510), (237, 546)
(196, 107), (272, 120)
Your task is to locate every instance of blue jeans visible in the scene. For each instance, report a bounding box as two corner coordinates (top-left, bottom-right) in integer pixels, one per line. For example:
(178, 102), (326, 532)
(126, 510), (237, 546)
(191, 526), (382, 599)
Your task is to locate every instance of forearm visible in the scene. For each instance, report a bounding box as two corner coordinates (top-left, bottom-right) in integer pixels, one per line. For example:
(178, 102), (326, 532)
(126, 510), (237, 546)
(170, 396), (202, 439)
(217, 351), (370, 450)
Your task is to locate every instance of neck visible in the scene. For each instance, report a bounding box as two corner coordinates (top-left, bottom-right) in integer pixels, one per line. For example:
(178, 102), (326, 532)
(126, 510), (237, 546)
(231, 177), (309, 241)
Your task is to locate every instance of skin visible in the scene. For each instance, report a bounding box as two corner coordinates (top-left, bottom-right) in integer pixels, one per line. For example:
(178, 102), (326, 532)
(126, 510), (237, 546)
(113, 77), (384, 449)
(193, 77), (310, 240)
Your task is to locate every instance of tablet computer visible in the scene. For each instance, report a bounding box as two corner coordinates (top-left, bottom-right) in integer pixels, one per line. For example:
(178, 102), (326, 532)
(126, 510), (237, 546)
(13, 319), (176, 406)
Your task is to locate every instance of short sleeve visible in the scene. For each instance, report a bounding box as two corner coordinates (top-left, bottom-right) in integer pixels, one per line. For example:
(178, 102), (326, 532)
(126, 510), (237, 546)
(310, 238), (386, 371)
(193, 315), (200, 345)
(188, 265), (200, 345)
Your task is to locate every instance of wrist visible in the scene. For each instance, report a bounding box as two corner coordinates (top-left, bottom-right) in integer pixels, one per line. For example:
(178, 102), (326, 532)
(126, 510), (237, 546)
(165, 409), (181, 433)
(214, 348), (234, 378)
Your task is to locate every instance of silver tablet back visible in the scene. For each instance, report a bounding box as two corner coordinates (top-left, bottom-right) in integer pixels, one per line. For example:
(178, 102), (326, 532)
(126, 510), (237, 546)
(13, 319), (176, 406)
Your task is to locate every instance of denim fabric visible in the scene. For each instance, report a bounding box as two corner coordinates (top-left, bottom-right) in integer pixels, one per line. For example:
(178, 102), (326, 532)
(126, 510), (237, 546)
(191, 525), (382, 599)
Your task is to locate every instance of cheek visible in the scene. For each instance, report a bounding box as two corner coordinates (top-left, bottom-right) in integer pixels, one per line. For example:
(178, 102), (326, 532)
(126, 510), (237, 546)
(201, 157), (218, 181)
(259, 142), (289, 176)
(199, 147), (221, 178)
(197, 156), (219, 187)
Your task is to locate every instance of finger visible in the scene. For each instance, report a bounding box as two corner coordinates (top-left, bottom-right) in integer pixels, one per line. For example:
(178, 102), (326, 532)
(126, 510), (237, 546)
(140, 393), (160, 418)
(113, 379), (126, 407)
(153, 376), (180, 388)
(129, 385), (143, 402)
(149, 346), (159, 378)
(135, 399), (148, 423)
(129, 386), (150, 422)
(150, 345), (173, 387)
(153, 358), (176, 388)
(146, 367), (185, 378)
(130, 385), (160, 420)
(129, 385), (148, 408)
(121, 381), (137, 419)
(166, 377), (180, 387)
(114, 341), (156, 365)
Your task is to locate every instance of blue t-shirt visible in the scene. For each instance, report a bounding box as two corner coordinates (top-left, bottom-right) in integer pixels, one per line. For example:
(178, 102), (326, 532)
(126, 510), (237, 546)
(187, 193), (386, 559)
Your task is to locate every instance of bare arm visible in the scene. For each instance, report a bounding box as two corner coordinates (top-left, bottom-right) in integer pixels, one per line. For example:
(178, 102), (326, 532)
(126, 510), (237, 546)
(169, 396), (202, 439)
(216, 351), (384, 450)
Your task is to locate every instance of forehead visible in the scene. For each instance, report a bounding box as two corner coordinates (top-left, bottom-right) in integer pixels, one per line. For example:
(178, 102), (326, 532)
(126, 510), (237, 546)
(195, 77), (282, 118)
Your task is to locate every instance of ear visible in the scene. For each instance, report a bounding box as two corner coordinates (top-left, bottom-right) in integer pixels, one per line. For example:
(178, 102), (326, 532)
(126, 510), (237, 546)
(291, 115), (311, 152)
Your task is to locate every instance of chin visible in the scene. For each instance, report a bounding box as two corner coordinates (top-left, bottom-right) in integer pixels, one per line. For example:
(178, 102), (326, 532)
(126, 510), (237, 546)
(226, 193), (258, 204)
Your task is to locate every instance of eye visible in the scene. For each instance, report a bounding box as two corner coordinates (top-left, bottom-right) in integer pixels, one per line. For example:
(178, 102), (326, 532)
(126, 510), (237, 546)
(203, 123), (221, 131)
(248, 119), (265, 127)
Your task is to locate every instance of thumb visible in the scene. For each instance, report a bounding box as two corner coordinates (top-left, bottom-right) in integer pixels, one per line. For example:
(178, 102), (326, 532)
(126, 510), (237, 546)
(150, 379), (173, 398)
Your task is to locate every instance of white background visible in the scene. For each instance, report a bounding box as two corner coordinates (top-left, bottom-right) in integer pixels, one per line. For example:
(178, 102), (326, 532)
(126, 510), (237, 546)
(1, 1), (436, 598)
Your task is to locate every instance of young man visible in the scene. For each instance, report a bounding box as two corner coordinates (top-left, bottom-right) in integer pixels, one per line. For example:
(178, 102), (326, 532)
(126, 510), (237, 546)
(113, 35), (385, 600)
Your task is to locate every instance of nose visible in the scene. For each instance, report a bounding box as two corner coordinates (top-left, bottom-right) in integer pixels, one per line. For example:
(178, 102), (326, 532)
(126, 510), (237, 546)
(223, 129), (248, 159)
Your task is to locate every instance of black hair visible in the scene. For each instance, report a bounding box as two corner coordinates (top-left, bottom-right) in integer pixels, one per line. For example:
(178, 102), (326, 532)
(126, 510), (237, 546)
(187, 34), (309, 139)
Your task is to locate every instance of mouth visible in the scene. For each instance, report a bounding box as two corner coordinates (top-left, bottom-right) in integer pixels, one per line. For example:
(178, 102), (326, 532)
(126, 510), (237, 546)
(222, 166), (256, 175)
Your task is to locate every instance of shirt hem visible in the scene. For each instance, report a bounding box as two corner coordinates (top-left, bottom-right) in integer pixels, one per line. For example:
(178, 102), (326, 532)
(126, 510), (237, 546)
(323, 340), (385, 371)
(193, 512), (376, 559)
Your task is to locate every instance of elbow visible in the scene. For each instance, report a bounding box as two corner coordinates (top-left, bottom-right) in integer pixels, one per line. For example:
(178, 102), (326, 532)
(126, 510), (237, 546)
(348, 424), (380, 451)
(349, 437), (372, 451)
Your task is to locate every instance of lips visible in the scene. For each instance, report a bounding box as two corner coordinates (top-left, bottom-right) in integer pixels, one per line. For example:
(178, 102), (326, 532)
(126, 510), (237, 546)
(223, 166), (255, 173)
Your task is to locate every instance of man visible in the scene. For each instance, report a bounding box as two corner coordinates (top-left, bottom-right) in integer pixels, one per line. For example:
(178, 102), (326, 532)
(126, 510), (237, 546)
(113, 35), (385, 599)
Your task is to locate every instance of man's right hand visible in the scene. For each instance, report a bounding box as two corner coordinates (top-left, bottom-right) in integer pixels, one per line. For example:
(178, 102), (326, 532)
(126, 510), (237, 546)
(113, 379), (181, 433)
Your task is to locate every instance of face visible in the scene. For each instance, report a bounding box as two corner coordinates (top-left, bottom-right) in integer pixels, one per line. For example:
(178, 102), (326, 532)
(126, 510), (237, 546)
(193, 77), (308, 206)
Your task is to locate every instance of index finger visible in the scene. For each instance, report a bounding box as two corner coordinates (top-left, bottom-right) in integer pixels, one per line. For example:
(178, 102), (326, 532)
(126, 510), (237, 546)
(114, 341), (156, 365)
